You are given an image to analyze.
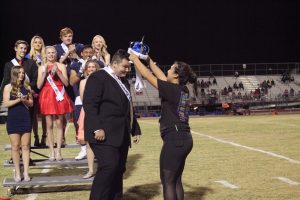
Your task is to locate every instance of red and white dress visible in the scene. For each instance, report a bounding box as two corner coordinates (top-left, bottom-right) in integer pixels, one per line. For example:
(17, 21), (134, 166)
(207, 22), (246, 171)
(39, 64), (73, 115)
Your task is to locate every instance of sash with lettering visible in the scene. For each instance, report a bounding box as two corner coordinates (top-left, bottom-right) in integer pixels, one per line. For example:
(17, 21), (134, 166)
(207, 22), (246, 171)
(103, 66), (133, 129)
(61, 43), (69, 54)
(46, 74), (65, 101)
(11, 58), (30, 82)
(74, 58), (86, 106)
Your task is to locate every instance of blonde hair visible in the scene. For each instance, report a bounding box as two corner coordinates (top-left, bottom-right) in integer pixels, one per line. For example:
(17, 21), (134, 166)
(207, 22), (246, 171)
(92, 35), (109, 59)
(83, 60), (100, 78)
(60, 27), (73, 38)
(10, 66), (31, 98)
(29, 35), (46, 64)
(45, 46), (57, 62)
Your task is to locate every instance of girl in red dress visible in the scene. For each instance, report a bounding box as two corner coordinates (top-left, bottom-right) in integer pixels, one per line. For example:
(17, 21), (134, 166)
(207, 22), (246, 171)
(37, 46), (73, 161)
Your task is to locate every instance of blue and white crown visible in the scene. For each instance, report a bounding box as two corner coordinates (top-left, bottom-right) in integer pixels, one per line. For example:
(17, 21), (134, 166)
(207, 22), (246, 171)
(128, 37), (150, 60)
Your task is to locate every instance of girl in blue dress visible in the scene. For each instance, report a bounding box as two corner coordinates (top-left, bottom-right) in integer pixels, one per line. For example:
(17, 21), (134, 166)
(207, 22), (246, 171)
(3, 65), (33, 182)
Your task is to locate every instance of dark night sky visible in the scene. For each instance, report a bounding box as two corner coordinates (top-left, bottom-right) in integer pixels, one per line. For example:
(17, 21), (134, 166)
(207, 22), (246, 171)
(0, 0), (299, 80)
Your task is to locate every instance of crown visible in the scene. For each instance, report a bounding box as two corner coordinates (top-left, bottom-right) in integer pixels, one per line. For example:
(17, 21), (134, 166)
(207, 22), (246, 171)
(128, 36), (150, 60)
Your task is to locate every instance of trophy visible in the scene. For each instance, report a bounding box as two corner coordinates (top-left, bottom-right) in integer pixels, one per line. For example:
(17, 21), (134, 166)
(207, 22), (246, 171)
(127, 36), (150, 60)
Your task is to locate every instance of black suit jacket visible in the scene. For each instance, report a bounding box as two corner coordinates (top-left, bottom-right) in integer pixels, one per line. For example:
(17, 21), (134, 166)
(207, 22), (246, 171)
(54, 43), (84, 66)
(0, 58), (38, 103)
(83, 70), (140, 147)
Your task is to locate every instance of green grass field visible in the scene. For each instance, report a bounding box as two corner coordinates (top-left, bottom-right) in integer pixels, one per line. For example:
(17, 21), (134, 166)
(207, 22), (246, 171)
(1, 114), (300, 200)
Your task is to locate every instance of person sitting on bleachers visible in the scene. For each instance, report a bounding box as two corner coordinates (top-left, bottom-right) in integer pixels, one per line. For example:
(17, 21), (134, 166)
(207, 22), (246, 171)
(222, 101), (230, 113)
(290, 87), (295, 97)
(271, 79), (275, 86)
(249, 90), (254, 99)
(207, 79), (212, 86)
(283, 89), (289, 99)
(213, 77), (217, 85)
(266, 80), (271, 88)
(200, 88), (206, 97)
(237, 91), (242, 99)
(238, 81), (244, 90)
(231, 91), (236, 99)
(281, 72), (293, 83)
(234, 71), (239, 78)
(200, 80), (205, 88)
(254, 88), (260, 99)
(211, 89), (217, 96)
(228, 85), (233, 93)
(261, 87), (265, 96)
(233, 82), (238, 90)
(281, 72), (288, 83)
(223, 86), (228, 95)
(242, 92), (248, 100)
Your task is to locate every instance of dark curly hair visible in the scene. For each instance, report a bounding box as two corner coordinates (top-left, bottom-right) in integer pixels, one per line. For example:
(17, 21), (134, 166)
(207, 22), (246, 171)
(174, 61), (197, 85)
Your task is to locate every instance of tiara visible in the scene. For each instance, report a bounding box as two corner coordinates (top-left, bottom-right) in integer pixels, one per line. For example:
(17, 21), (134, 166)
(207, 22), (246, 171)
(128, 37), (149, 60)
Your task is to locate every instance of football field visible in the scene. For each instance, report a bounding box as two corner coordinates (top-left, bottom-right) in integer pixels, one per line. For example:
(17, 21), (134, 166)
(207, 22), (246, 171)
(0, 114), (299, 200)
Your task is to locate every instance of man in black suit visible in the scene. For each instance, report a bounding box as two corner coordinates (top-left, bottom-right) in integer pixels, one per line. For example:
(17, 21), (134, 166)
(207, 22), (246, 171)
(0, 40), (38, 146)
(83, 49), (141, 200)
(0, 40), (38, 104)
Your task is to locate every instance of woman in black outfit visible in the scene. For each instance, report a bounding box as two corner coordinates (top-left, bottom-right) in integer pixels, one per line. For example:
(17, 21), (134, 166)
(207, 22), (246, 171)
(129, 53), (197, 200)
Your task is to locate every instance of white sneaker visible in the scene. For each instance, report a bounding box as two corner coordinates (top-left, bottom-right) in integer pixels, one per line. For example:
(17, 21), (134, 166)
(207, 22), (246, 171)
(75, 149), (87, 160)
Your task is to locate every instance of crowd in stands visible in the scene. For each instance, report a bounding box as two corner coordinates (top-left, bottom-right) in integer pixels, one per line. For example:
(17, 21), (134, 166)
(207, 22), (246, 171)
(192, 75), (300, 105)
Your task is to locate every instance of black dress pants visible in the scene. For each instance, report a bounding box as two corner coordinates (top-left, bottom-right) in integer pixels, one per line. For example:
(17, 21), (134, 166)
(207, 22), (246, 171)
(89, 139), (129, 200)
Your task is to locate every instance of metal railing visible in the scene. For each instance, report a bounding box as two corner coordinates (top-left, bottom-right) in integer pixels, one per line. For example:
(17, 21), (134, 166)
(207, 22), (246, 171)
(128, 62), (300, 78)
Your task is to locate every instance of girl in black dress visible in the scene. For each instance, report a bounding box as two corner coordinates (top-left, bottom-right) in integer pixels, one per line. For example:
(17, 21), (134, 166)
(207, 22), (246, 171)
(129, 53), (197, 200)
(3, 66), (33, 182)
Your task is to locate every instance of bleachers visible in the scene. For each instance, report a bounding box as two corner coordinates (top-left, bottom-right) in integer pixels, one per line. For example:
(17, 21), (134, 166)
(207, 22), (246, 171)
(2, 143), (94, 195)
(129, 75), (300, 106)
(131, 80), (160, 106)
(238, 76), (259, 93)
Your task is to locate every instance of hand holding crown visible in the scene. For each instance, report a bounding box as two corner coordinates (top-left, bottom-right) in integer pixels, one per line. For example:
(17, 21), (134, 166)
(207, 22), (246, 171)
(129, 53), (139, 62)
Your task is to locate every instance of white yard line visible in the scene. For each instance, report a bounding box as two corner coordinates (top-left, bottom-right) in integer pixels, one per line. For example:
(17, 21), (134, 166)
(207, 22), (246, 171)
(139, 121), (300, 164)
(234, 120), (300, 127)
(191, 130), (300, 164)
(261, 121), (300, 127)
(215, 180), (239, 189)
(274, 177), (300, 185)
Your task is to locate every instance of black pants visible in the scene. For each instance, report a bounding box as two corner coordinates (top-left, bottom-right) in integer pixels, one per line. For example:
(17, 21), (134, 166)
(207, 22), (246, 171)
(89, 139), (129, 200)
(160, 138), (193, 200)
